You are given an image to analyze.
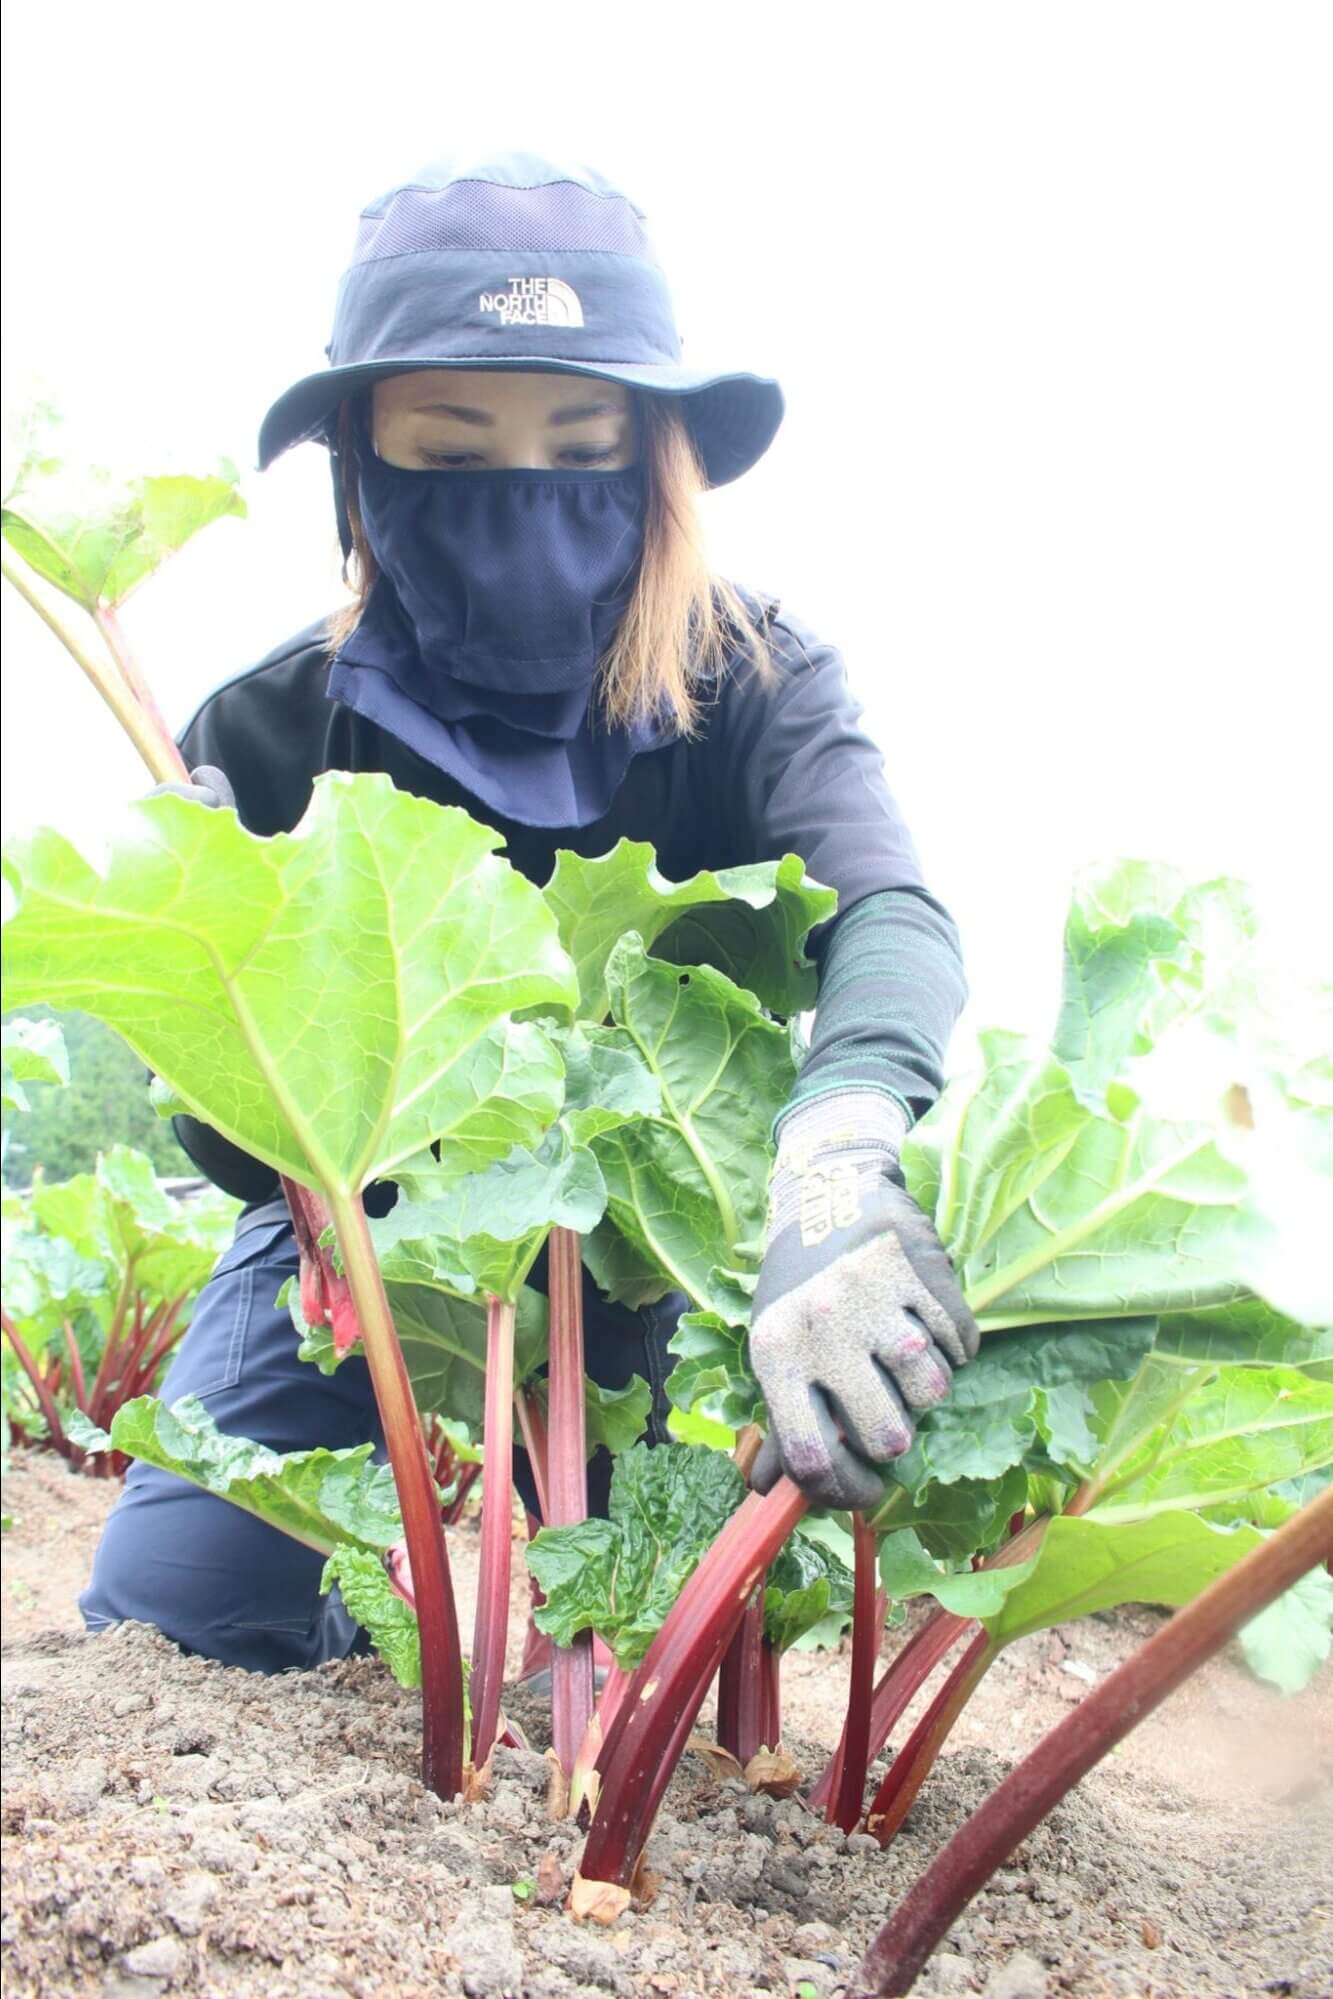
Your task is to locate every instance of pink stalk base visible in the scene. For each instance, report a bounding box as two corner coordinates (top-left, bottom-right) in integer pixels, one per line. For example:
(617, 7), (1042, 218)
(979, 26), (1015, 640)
(831, 1513), (885, 1833)
(547, 1228), (595, 1778)
(856, 1484), (1333, 1996)
(571, 1659), (634, 1810)
(469, 1296), (516, 1770)
(579, 1477), (809, 1890)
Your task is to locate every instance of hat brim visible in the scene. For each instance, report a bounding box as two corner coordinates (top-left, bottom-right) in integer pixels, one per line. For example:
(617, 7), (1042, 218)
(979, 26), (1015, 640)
(258, 356), (783, 488)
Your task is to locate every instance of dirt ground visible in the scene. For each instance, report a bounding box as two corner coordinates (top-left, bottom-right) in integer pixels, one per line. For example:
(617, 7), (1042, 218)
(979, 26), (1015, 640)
(2, 1451), (1330, 1999)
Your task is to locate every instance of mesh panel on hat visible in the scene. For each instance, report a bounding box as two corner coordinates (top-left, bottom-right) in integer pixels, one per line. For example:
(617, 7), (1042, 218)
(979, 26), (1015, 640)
(353, 178), (656, 263)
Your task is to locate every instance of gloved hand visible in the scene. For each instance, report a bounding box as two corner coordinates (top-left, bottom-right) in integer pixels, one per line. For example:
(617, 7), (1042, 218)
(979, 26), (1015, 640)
(149, 764), (236, 811)
(749, 1090), (978, 1510)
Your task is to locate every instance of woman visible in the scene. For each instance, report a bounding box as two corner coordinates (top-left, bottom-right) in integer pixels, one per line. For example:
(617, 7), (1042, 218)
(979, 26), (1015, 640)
(81, 150), (978, 1673)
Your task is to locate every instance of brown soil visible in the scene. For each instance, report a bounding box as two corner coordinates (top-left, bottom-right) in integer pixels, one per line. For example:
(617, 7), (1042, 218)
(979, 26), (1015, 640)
(2, 1452), (1330, 1999)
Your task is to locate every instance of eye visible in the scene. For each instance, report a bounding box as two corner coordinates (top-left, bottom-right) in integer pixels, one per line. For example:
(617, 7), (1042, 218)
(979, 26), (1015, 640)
(420, 449), (482, 469)
(560, 446), (619, 466)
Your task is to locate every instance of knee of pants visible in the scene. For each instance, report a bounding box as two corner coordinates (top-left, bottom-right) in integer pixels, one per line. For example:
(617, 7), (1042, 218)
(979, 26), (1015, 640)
(80, 1462), (365, 1673)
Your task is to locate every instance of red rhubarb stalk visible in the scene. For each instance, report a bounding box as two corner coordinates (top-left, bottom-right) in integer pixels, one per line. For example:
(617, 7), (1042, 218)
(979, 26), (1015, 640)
(831, 1512), (885, 1833)
(715, 1426), (777, 1764)
(325, 1188), (465, 1799)
(761, 1637), (783, 1754)
(283, 1181), (362, 1355)
(857, 1484), (1333, 1996)
(813, 1512), (1048, 1816)
(86, 1267), (135, 1426)
(127, 1304), (190, 1397)
(61, 1319), (88, 1411)
(811, 1607), (973, 1815)
(2, 1309), (67, 1453)
(865, 1628), (998, 1844)
(716, 1580), (769, 1763)
(469, 1294), (516, 1770)
(106, 1292), (187, 1413)
(547, 1226), (595, 1780)
(576, 1477), (809, 1898)
(92, 604), (182, 770)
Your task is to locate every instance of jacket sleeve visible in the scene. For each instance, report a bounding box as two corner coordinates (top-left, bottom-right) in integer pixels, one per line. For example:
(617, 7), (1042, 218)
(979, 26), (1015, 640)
(720, 605), (968, 1130)
(721, 607), (929, 943)
(775, 886), (968, 1137)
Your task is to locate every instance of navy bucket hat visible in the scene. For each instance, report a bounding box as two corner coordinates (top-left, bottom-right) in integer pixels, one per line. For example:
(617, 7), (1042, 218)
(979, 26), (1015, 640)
(258, 150), (785, 488)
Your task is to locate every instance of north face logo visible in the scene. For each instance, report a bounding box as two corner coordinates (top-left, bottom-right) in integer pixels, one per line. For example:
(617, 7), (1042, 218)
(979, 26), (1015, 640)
(478, 277), (585, 328)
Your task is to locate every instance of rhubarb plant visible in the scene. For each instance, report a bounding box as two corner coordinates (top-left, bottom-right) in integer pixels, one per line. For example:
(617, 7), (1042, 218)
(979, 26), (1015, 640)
(557, 857), (1332, 1903)
(3, 1144), (233, 1473)
(1, 772), (581, 1796)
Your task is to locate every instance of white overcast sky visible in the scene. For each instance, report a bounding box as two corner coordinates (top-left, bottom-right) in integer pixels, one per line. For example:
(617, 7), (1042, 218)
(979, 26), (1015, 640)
(2, 1), (1329, 1055)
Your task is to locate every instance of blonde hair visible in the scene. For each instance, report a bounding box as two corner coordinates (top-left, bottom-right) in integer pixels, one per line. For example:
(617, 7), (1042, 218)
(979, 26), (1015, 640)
(324, 392), (777, 736)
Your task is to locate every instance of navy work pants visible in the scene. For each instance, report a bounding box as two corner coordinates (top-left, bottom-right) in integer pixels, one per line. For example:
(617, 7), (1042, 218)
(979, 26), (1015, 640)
(80, 1201), (683, 1672)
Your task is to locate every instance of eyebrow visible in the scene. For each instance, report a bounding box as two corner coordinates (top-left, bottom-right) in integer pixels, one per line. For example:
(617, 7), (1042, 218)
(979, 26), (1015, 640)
(409, 399), (624, 428)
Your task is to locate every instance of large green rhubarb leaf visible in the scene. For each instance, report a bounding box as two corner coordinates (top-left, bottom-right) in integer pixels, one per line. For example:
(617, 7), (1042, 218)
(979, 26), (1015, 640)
(1, 775), (577, 1198)
(983, 1510), (1266, 1645)
(902, 1031), (1088, 1267)
(544, 838), (837, 1020)
(1155, 1299), (1333, 1370)
(0, 1224), (106, 1356)
(549, 1023), (661, 1143)
(583, 934), (796, 1311)
(1081, 1360), (1333, 1523)
(526, 1441), (746, 1668)
(68, 1396), (402, 1554)
(1052, 866), (1256, 1112)
(902, 861), (1317, 1333)
(2, 406), (247, 610)
(952, 1098), (1251, 1327)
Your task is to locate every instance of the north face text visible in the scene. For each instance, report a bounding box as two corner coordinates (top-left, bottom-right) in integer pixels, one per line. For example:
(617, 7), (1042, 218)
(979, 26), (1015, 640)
(478, 277), (585, 328)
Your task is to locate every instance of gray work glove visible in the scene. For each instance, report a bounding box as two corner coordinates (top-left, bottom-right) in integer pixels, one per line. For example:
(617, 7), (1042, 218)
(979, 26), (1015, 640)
(148, 764), (235, 811)
(749, 1090), (979, 1510)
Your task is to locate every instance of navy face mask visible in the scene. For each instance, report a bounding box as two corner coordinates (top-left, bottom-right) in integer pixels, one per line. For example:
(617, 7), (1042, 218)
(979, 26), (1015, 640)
(326, 442), (676, 828)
